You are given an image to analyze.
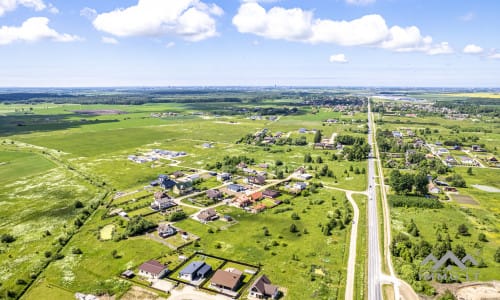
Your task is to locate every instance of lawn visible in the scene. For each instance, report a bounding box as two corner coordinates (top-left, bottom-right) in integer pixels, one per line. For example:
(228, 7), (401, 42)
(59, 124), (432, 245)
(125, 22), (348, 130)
(175, 188), (350, 299)
(0, 150), (56, 184)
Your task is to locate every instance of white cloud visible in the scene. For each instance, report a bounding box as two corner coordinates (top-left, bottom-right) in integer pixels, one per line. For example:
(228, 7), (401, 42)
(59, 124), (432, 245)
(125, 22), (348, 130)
(329, 53), (348, 63)
(80, 7), (97, 20)
(426, 42), (453, 55)
(92, 0), (223, 42)
(101, 36), (118, 44)
(489, 53), (500, 60)
(0, 17), (81, 45)
(0, 0), (46, 16)
(459, 12), (475, 22)
(345, 0), (375, 6)
(48, 3), (58, 14)
(165, 41), (175, 48)
(233, 2), (452, 56)
(463, 44), (483, 54)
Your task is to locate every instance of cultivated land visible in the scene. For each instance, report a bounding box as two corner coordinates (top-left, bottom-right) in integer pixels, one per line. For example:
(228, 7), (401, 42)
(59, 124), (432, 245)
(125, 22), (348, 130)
(0, 88), (498, 300)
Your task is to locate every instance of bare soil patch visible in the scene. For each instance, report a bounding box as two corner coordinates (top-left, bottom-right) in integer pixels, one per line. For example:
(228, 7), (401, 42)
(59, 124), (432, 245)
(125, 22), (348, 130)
(120, 286), (167, 300)
(452, 194), (479, 205)
(73, 110), (127, 115)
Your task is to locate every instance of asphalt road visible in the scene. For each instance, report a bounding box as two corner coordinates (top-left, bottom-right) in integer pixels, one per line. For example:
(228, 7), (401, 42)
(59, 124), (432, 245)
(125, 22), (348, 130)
(367, 101), (383, 300)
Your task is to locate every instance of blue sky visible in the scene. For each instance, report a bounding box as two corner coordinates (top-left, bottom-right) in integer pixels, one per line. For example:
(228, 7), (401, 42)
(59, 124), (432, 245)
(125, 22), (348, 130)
(0, 0), (499, 87)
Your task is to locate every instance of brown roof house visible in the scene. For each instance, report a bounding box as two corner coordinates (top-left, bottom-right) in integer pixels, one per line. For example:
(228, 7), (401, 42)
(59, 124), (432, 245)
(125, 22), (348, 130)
(210, 268), (243, 291)
(197, 208), (219, 222)
(206, 189), (223, 200)
(249, 275), (279, 299)
(138, 260), (168, 279)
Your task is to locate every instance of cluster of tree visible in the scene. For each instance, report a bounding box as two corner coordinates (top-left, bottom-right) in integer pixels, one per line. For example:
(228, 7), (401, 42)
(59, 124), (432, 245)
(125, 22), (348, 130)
(342, 142), (371, 161)
(389, 195), (443, 209)
(125, 216), (156, 236)
(210, 155), (255, 173)
(168, 210), (187, 222)
(320, 199), (352, 236)
(445, 174), (466, 188)
(336, 135), (365, 145)
(390, 170), (429, 195)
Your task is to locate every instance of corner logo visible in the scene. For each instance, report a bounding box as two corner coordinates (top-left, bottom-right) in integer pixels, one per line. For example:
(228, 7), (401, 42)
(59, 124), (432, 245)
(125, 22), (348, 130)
(421, 251), (478, 270)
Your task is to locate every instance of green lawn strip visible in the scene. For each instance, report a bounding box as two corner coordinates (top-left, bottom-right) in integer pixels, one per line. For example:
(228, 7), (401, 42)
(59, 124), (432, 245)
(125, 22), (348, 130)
(353, 193), (368, 300)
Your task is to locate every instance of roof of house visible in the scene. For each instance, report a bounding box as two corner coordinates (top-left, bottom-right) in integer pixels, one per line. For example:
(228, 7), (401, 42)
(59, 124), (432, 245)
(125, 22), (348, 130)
(175, 180), (193, 189)
(210, 269), (242, 290)
(160, 178), (177, 188)
(250, 192), (263, 201)
(206, 189), (222, 198)
(251, 275), (278, 296)
(154, 191), (169, 200)
(180, 261), (211, 276)
(263, 189), (280, 198)
(198, 208), (217, 220)
(139, 260), (166, 275)
(228, 184), (244, 191)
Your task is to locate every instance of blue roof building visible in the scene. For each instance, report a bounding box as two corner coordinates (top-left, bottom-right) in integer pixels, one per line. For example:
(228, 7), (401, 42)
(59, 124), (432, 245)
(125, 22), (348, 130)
(179, 261), (212, 281)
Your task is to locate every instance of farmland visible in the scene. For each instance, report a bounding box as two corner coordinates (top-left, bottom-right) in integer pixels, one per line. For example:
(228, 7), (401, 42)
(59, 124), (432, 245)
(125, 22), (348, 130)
(0, 88), (498, 300)
(0, 91), (369, 300)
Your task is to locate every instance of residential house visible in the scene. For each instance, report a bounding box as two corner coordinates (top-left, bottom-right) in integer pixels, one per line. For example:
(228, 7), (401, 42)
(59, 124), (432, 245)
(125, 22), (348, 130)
(210, 269), (243, 291)
(206, 189), (223, 200)
(459, 156), (474, 165)
(243, 168), (257, 175)
(249, 191), (263, 202)
(202, 143), (213, 148)
(298, 128), (307, 134)
(217, 173), (231, 182)
(237, 162), (248, 169)
(299, 173), (313, 180)
(234, 194), (252, 208)
(158, 224), (177, 238)
(173, 181), (193, 196)
(227, 184), (245, 193)
(259, 163), (269, 169)
(293, 182), (307, 191)
(138, 260), (168, 280)
(444, 187), (458, 192)
(151, 197), (176, 211)
(179, 261), (212, 281)
(247, 175), (266, 185)
(263, 190), (281, 199)
(487, 156), (498, 163)
(445, 156), (457, 166)
(197, 208), (219, 222)
(295, 167), (306, 174)
(249, 275), (279, 299)
(159, 176), (177, 190)
(251, 203), (267, 214)
(428, 183), (441, 194)
(186, 174), (200, 182)
(171, 171), (184, 178)
(392, 131), (402, 138)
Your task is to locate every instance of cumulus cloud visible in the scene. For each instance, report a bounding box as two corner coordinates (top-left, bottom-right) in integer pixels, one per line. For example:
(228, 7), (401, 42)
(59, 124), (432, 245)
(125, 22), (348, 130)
(463, 44), (483, 54)
(0, 0), (47, 16)
(232, 2), (452, 55)
(80, 7), (97, 20)
(101, 36), (118, 44)
(329, 53), (348, 63)
(345, 0), (375, 6)
(0, 17), (81, 45)
(92, 0), (223, 42)
(459, 12), (475, 22)
(489, 53), (500, 60)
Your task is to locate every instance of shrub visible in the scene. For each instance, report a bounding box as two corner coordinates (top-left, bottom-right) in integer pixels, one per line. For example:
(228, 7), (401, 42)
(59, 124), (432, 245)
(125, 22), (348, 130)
(1, 234), (15, 243)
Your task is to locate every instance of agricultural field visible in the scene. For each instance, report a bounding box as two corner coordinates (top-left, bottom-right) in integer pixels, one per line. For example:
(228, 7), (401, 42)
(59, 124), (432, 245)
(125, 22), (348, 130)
(0, 93), (369, 300)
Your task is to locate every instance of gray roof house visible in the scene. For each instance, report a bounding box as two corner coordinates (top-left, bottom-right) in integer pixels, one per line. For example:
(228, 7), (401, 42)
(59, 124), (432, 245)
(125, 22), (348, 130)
(249, 275), (279, 299)
(179, 261), (212, 281)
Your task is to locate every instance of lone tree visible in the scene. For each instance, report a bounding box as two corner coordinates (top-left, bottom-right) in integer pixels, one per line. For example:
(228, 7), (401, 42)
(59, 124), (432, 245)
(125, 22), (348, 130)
(314, 130), (322, 143)
(495, 247), (500, 263)
(289, 223), (298, 233)
(457, 224), (470, 236)
(1, 234), (15, 243)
